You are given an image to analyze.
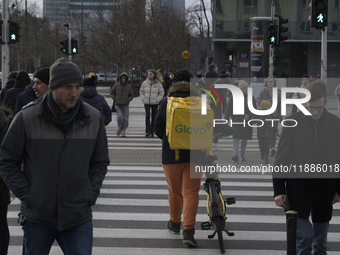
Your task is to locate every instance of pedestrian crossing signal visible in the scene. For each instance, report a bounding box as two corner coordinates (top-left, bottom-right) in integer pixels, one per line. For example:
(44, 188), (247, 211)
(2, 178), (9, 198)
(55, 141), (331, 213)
(71, 39), (78, 55)
(310, 0), (328, 29)
(268, 25), (278, 46)
(8, 21), (21, 44)
(60, 39), (68, 55)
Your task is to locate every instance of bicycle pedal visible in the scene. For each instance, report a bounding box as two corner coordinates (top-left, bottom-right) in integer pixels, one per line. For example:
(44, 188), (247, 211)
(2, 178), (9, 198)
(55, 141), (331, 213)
(201, 221), (211, 230)
(226, 197), (236, 205)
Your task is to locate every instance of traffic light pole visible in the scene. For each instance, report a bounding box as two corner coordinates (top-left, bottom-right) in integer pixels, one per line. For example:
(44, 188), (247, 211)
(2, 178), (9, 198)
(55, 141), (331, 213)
(2, 0), (10, 89)
(269, 1), (275, 76)
(321, 27), (327, 82)
(68, 24), (72, 62)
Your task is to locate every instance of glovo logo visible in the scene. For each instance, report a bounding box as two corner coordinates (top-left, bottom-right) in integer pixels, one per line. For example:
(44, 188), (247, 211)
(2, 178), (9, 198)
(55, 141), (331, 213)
(198, 82), (222, 107)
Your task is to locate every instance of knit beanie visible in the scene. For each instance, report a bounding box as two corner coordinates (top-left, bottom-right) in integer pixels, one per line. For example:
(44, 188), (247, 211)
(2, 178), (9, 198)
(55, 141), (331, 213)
(83, 76), (96, 87)
(238, 80), (249, 90)
(261, 99), (272, 110)
(33, 67), (50, 85)
(49, 58), (83, 90)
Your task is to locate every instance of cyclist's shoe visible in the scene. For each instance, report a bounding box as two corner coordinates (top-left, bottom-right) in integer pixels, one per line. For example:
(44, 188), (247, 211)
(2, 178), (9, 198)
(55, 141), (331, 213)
(232, 155), (238, 163)
(167, 220), (180, 235)
(183, 228), (197, 247)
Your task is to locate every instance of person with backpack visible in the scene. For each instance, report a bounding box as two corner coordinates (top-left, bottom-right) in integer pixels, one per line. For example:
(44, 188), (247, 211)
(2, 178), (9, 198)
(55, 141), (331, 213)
(154, 70), (206, 247)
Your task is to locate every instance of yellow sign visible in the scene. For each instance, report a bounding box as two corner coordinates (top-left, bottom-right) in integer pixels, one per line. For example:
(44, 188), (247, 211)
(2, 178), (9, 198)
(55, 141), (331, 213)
(182, 51), (190, 59)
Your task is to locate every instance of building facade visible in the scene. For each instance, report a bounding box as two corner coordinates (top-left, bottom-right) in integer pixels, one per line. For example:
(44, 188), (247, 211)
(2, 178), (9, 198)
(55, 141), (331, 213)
(152, 0), (185, 18)
(192, 0), (340, 87)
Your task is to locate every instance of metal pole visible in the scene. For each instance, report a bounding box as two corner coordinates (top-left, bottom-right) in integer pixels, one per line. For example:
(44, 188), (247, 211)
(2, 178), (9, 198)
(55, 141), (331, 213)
(2, 0), (10, 89)
(269, 0), (275, 76)
(286, 210), (297, 255)
(68, 24), (72, 62)
(321, 27), (327, 83)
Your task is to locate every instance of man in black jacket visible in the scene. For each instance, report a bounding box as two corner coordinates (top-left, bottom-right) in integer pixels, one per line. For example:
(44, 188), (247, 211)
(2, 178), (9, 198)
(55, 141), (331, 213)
(0, 58), (109, 254)
(273, 79), (340, 254)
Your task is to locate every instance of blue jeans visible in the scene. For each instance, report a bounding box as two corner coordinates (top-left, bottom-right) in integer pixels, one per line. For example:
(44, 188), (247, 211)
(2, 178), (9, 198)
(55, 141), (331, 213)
(22, 219), (93, 255)
(297, 218), (329, 255)
(233, 139), (247, 157)
(116, 104), (129, 132)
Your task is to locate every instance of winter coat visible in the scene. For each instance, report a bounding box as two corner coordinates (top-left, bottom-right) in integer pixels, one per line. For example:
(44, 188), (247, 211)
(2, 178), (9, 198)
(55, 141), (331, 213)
(254, 114), (274, 138)
(334, 84), (340, 112)
(154, 81), (206, 164)
(163, 78), (174, 97)
(0, 78), (15, 103)
(110, 72), (134, 106)
(273, 110), (340, 222)
(15, 82), (37, 114)
(80, 86), (112, 126)
(0, 110), (10, 207)
(3, 71), (31, 114)
(225, 94), (256, 140)
(256, 87), (282, 119)
(140, 78), (164, 105)
(0, 95), (109, 231)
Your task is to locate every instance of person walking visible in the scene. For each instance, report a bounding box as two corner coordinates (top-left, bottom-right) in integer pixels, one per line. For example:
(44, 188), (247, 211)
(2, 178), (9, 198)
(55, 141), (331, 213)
(154, 70), (204, 247)
(0, 58), (109, 255)
(225, 80), (256, 162)
(140, 69), (164, 137)
(32, 67), (50, 98)
(273, 79), (340, 255)
(256, 75), (282, 157)
(0, 72), (17, 103)
(0, 106), (12, 255)
(110, 72), (134, 136)
(3, 71), (31, 115)
(15, 82), (36, 114)
(80, 76), (112, 126)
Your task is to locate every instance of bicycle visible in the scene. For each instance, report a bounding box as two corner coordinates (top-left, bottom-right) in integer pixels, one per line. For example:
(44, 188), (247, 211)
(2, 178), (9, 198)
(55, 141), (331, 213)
(200, 133), (236, 254)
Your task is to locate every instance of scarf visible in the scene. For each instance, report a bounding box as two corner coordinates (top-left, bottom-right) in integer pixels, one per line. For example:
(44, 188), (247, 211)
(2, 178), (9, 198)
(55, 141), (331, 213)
(46, 90), (81, 132)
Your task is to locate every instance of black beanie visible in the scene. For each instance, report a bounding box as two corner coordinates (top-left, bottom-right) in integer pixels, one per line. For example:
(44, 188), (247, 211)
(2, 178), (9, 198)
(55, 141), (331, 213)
(33, 67), (50, 85)
(49, 58), (83, 90)
(174, 70), (193, 83)
(83, 76), (96, 87)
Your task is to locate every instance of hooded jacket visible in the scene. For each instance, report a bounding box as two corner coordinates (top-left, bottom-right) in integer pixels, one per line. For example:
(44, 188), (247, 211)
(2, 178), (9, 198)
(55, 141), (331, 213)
(0, 95), (109, 231)
(110, 72), (134, 106)
(154, 81), (206, 164)
(3, 71), (31, 114)
(15, 82), (37, 114)
(140, 78), (164, 105)
(0, 78), (16, 103)
(80, 85), (112, 126)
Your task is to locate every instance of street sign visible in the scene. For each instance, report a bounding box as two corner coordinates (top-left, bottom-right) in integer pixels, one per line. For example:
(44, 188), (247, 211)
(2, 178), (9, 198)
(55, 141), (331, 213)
(182, 51), (190, 59)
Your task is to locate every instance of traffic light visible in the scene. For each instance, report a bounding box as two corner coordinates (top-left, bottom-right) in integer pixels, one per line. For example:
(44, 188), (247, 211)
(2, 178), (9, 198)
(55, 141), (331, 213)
(8, 21), (21, 44)
(309, 0), (328, 29)
(60, 39), (68, 55)
(71, 39), (78, 55)
(268, 24), (278, 46)
(276, 15), (289, 45)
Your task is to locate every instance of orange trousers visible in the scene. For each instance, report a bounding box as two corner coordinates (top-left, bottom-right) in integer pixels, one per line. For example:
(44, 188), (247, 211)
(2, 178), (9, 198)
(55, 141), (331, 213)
(163, 163), (202, 229)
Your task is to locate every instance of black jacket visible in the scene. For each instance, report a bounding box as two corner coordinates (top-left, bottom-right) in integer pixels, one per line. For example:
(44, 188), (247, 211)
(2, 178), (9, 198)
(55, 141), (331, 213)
(225, 94), (256, 140)
(154, 82), (206, 164)
(0, 78), (15, 103)
(273, 110), (340, 222)
(15, 82), (37, 114)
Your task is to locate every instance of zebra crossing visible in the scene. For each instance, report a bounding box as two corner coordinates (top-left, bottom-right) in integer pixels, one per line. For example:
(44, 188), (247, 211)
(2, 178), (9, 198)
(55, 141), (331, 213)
(6, 127), (340, 254)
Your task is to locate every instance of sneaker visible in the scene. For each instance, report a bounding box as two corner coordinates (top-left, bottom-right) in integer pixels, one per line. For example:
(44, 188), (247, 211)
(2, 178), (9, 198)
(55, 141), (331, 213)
(166, 220), (180, 235)
(121, 132), (126, 137)
(183, 228), (197, 247)
(150, 134), (154, 138)
(232, 155), (238, 163)
(145, 133), (150, 137)
(270, 148), (276, 157)
(240, 156), (246, 162)
(212, 143), (219, 148)
(116, 130), (121, 136)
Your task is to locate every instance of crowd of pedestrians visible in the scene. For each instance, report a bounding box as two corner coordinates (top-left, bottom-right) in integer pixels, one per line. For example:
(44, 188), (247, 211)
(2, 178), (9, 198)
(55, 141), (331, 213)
(1, 61), (340, 254)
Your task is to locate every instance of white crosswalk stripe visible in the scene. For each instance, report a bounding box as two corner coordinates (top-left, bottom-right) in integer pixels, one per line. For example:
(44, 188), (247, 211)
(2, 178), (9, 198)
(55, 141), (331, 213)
(7, 130), (340, 254)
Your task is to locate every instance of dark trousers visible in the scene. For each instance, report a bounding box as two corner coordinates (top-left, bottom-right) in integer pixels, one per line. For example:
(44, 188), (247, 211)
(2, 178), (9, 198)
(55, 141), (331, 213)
(144, 104), (158, 135)
(258, 137), (271, 156)
(0, 205), (9, 255)
(212, 106), (222, 143)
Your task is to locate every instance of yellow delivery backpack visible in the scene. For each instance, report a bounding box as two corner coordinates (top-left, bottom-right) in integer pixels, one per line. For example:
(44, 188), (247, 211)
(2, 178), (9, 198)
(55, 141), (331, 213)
(166, 96), (214, 161)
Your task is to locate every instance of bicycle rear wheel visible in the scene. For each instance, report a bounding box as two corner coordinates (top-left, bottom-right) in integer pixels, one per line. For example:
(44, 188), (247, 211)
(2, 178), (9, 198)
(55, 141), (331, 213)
(213, 217), (225, 254)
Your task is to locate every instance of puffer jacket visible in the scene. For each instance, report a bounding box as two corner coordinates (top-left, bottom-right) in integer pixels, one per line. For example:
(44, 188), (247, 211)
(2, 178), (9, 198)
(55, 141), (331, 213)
(140, 78), (164, 105)
(0, 95), (109, 231)
(80, 86), (112, 126)
(110, 72), (134, 106)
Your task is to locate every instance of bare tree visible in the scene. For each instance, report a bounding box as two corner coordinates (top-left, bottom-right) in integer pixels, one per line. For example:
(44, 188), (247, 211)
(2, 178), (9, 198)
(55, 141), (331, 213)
(186, 0), (211, 38)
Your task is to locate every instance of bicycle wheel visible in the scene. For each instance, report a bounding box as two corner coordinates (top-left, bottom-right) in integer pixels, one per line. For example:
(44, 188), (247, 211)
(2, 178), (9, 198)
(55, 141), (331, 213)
(213, 217), (225, 254)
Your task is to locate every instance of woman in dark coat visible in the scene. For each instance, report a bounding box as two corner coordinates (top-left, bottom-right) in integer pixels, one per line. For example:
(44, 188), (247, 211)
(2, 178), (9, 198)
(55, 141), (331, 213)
(0, 106), (12, 254)
(225, 80), (256, 162)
